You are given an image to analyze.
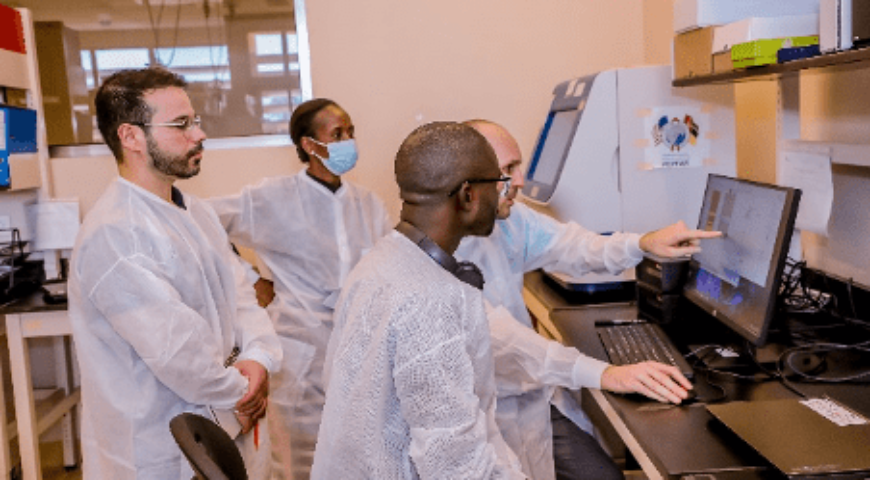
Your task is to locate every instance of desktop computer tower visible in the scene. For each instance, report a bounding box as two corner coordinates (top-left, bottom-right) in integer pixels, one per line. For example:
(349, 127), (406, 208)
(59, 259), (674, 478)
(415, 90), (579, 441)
(635, 254), (688, 324)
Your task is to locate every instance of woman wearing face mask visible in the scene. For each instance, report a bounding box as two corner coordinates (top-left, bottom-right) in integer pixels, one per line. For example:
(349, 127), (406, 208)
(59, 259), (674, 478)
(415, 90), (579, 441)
(209, 98), (393, 480)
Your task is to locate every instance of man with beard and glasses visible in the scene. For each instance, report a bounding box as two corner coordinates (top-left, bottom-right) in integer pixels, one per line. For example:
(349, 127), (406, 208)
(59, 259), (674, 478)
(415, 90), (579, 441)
(68, 67), (282, 480)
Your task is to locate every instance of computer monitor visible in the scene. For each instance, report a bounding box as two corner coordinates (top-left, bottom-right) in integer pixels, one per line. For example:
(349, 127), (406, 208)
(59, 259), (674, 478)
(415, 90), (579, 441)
(682, 174), (801, 347)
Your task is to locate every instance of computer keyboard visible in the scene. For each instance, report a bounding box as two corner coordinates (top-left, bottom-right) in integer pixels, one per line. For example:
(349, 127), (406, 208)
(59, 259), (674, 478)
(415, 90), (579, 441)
(596, 321), (694, 380)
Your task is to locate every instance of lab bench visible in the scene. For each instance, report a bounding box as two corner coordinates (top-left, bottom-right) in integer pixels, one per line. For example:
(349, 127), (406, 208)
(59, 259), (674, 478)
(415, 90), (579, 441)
(0, 287), (79, 480)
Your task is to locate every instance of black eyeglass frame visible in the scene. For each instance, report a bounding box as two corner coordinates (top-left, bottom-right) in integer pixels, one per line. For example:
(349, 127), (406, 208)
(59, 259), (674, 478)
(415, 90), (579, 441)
(447, 176), (512, 198)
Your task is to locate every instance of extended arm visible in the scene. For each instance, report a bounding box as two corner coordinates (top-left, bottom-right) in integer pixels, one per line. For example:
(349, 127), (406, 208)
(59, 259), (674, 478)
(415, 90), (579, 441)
(488, 303), (608, 396)
(639, 220), (722, 258)
(489, 303), (692, 403)
(505, 204), (644, 279)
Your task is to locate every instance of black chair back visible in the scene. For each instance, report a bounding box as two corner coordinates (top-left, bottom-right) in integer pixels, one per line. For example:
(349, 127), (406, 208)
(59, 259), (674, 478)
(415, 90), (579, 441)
(170, 412), (248, 480)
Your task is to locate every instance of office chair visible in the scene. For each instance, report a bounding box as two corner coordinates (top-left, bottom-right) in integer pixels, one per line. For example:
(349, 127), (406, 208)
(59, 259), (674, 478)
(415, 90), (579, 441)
(170, 412), (248, 480)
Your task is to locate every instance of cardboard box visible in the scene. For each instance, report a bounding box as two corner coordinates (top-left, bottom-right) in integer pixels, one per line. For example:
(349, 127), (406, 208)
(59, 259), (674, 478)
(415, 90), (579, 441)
(732, 36), (819, 68)
(713, 51), (733, 73)
(713, 14), (819, 53)
(674, 27), (715, 79)
(675, 0), (820, 34)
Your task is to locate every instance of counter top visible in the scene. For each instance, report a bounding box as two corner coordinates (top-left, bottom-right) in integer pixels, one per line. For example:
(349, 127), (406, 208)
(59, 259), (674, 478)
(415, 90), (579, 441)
(0, 284), (67, 315)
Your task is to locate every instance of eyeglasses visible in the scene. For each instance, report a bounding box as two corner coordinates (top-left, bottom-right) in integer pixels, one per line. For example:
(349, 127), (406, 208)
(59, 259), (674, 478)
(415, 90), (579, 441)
(132, 115), (202, 132)
(447, 176), (512, 198)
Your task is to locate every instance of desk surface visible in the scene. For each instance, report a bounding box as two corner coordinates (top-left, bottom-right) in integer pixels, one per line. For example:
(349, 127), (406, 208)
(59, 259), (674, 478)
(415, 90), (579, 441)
(0, 285), (67, 316)
(539, 280), (870, 480)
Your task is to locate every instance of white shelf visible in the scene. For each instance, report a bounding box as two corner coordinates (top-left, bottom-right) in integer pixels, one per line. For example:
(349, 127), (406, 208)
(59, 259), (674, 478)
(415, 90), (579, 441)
(782, 140), (870, 168)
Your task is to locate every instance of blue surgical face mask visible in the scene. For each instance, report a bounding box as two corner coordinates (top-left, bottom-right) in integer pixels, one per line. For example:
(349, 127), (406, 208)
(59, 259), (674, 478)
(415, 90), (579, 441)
(309, 138), (358, 176)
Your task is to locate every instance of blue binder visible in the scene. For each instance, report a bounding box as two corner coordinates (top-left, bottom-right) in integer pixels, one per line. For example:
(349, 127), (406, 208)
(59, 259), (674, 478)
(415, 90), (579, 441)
(0, 105), (37, 188)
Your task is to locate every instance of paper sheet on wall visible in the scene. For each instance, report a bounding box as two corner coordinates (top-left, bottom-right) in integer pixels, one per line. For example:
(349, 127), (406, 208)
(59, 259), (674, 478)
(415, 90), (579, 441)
(26, 200), (80, 251)
(779, 151), (833, 236)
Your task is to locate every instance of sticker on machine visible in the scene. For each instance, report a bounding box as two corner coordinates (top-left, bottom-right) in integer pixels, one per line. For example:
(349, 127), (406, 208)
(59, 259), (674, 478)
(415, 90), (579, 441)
(645, 106), (710, 169)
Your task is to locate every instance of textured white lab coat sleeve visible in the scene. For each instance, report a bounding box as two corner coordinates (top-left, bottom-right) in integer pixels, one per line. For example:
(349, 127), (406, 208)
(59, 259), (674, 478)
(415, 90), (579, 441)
(515, 204), (644, 277)
(487, 303), (608, 396)
(229, 253), (282, 373)
(544, 222), (643, 276)
(209, 192), (257, 248)
(393, 296), (525, 480)
(78, 228), (249, 410)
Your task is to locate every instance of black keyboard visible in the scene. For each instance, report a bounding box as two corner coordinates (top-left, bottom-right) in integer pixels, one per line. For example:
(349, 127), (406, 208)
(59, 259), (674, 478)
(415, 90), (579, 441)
(596, 322), (694, 380)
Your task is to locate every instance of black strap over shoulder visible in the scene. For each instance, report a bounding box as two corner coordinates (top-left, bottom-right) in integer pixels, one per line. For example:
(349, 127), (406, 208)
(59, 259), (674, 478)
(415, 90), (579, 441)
(395, 221), (485, 290)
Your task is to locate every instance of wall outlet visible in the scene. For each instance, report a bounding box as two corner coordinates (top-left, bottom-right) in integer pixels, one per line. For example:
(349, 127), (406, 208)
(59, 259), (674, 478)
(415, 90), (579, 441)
(0, 215), (11, 243)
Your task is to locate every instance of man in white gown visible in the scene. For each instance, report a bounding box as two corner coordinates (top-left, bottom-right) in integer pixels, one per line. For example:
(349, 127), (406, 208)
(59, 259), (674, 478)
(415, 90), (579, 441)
(311, 122), (526, 479)
(69, 67), (281, 480)
(456, 120), (717, 480)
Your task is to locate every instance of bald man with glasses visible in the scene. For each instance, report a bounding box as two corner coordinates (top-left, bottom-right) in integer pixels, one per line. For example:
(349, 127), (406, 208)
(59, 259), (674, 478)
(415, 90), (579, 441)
(456, 119), (718, 480)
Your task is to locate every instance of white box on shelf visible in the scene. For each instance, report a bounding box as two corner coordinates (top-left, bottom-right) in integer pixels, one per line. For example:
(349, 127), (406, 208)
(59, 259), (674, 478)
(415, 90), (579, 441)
(713, 14), (820, 53)
(820, 0), (853, 53)
(675, 0), (821, 34)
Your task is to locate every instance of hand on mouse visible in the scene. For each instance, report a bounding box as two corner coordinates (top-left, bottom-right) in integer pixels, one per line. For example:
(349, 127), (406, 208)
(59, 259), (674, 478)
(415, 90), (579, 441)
(601, 361), (694, 404)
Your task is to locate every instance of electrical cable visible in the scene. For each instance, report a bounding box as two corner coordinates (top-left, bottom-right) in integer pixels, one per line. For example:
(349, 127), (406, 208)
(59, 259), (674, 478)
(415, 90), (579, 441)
(684, 344), (778, 383)
(778, 341), (870, 384)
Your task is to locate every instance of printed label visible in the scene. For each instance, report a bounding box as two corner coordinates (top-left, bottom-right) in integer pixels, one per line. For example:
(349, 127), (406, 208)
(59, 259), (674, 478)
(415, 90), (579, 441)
(801, 398), (869, 427)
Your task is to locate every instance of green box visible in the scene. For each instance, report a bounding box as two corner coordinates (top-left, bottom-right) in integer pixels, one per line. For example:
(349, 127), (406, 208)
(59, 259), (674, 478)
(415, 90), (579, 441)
(731, 36), (819, 68)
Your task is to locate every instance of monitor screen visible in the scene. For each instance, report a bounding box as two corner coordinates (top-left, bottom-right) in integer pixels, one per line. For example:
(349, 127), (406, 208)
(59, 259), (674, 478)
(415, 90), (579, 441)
(683, 174), (801, 346)
(527, 109), (580, 185)
(522, 109), (581, 202)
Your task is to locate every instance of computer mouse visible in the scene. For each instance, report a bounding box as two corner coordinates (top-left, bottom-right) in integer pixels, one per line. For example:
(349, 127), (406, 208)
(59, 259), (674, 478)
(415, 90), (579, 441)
(679, 388), (699, 406)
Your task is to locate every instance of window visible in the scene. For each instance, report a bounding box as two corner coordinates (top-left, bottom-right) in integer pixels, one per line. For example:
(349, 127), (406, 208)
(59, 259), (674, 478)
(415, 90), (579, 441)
(13, 0), (310, 144)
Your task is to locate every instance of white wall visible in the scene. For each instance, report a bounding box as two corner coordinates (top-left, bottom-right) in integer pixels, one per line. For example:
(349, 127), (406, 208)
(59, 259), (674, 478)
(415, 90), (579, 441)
(734, 70), (870, 287)
(306, 0), (660, 219)
(797, 70), (870, 286)
(49, 143), (301, 216)
(48, 0), (671, 224)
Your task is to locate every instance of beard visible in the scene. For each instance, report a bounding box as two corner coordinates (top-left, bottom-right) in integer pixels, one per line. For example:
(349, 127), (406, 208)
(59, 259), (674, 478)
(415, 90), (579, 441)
(147, 135), (203, 180)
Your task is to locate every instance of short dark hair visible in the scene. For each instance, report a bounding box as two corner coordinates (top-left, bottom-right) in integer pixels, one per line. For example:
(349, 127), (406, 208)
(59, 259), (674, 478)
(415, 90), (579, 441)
(395, 122), (497, 205)
(95, 67), (187, 162)
(289, 98), (340, 163)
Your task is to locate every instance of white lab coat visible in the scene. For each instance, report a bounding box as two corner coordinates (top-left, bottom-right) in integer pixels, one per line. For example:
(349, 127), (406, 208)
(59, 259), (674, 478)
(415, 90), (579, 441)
(311, 231), (526, 480)
(69, 178), (282, 480)
(208, 171), (393, 479)
(455, 202), (644, 480)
